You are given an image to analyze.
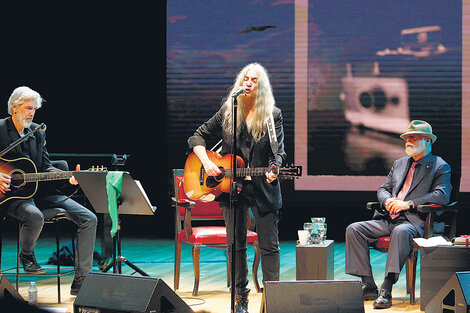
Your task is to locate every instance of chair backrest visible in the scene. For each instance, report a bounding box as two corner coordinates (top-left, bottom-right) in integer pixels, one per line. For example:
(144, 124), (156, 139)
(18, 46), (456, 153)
(449, 170), (461, 204)
(429, 170), (460, 238)
(173, 169), (223, 220)
(51, 159), (69, 171)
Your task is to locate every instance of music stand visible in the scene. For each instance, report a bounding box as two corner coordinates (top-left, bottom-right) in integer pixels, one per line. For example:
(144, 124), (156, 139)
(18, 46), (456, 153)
(74, 171), (156, 276)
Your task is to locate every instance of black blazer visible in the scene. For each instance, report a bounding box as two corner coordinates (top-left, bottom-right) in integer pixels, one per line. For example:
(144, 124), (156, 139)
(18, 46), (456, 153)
(188, 106), (287, 213)
(0, 117), (65, 201)
(0, 117), (56, 173)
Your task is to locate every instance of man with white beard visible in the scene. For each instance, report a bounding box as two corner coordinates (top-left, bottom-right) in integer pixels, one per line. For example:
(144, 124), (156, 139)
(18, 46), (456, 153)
(0, 86), (97, 296)
(344, 120), (452, 309)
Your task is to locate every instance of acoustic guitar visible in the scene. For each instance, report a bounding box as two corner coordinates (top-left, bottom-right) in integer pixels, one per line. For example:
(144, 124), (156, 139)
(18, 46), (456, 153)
(183, 150), (302, 201)
(0, 157), (106, 205)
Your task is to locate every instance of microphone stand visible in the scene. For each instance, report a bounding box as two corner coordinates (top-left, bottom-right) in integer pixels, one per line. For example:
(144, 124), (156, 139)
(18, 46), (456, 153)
(0, 123), (45, 158)
(230, 95), (238, 313)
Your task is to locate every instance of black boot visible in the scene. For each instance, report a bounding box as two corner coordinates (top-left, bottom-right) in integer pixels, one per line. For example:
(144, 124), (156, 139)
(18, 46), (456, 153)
(19, 251), (45, 274)
(235, 289), (250, 313)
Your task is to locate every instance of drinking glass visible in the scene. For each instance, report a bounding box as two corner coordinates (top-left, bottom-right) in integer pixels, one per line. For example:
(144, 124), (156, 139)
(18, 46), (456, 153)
(317, 222), (327, 244)
(310, 217), (326, 244)
(303, 222), (314, 244)
(298, 230), (309, 245)
(311, 217), (326, 224)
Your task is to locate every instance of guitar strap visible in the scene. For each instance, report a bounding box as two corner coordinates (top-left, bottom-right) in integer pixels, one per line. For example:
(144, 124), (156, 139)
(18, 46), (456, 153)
(266, 113), (278, 155)
(210, 139), (223, 153)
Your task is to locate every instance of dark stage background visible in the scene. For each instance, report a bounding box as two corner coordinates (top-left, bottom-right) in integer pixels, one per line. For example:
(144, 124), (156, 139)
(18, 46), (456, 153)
(1, 2), (468, 244)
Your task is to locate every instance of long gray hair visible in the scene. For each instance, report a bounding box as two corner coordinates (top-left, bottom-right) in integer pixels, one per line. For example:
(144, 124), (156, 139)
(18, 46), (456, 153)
(221, 63), (275, 142)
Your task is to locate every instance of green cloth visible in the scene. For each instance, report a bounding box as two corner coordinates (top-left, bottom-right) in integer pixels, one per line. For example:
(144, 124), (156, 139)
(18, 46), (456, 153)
(106, 171), (124, 237)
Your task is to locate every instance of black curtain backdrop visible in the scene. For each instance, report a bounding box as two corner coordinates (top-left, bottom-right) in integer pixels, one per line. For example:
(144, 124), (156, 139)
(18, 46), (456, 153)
(1, 2), (468, 243)
(0, 2), (168, 237)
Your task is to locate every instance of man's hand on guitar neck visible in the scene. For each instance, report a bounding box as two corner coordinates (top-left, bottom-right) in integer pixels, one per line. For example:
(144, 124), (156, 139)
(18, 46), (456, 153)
(0, 172), (11, 194)
(69, 164), (80, 185)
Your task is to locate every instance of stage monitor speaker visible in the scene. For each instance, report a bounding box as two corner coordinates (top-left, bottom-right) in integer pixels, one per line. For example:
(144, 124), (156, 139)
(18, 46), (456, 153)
(0, 274), (23, 301)
(260, 280), (364, 313)
(73, 272), (194, 313)
(425, 271), (470, 313)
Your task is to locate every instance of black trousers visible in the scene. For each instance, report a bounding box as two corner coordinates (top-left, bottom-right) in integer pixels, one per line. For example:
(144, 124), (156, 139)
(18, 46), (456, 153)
(220, 182), (280, 294)
(5, 195), (97, 277)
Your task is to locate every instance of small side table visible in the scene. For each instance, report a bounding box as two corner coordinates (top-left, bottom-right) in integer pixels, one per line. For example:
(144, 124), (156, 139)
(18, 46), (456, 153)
(420, 245), (470, 311)
(296, 240), (334, 280)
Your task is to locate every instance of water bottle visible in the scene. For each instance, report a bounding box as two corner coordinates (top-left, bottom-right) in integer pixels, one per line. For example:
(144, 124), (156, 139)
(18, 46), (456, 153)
(28, 282), (38, 305)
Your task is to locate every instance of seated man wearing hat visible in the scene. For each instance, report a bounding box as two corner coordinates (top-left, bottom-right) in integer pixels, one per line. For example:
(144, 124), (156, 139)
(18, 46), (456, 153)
(345, 120), (452, 309)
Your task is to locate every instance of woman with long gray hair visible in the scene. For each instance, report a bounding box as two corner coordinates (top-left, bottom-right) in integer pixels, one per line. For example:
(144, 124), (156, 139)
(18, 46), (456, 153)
(188, 63), (286, 313)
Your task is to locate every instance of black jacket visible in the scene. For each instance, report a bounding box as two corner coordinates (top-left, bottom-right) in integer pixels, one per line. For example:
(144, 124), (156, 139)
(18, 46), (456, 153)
(188, 106), (286, 213)
(0, 117), (56, 172)
(0, 117), (61, 198)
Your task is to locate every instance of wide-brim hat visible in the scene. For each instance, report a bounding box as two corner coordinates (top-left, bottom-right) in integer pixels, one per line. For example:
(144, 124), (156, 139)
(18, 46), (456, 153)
(400, 120), (436, 143)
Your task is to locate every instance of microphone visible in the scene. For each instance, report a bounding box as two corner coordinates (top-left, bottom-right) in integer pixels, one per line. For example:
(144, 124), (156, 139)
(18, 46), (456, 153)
(232, 86), (246, 98)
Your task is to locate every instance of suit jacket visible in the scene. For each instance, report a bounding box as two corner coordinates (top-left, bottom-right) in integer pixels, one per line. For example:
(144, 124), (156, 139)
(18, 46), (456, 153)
(188, 106), (287, 213)
(375, 153), (452, 233)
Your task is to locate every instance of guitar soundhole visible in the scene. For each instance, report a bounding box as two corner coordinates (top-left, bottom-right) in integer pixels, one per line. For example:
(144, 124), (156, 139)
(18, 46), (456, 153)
(10, 170), (26, 188)
(206, 174), (224, 188)
(205, 177), (217, 188)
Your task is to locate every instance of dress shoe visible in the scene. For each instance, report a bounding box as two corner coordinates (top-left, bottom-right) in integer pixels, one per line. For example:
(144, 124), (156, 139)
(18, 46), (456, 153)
(19, 252), (45, 274)
(70, 275), (85, 296)
(373, 288), (392, 309)
(362, 283), (378, 301)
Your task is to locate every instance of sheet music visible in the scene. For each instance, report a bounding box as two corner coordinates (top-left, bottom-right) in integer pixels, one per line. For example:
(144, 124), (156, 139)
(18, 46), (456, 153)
(135, 180), (153, 210)
(74, 171), (156, 215)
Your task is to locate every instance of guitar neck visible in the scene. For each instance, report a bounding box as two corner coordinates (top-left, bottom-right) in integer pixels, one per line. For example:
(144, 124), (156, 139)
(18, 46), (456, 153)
(22, 171), (74, 183)
(225, 167), (272, 178)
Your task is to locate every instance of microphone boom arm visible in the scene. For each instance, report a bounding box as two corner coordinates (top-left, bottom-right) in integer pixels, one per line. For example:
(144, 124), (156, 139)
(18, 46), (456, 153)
(0, 123), (46, 158)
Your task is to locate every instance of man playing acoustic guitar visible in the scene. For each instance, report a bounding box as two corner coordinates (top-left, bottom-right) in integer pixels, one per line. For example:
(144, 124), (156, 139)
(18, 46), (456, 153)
(188, 63), (286, 313)
(0, 86), (97, 296)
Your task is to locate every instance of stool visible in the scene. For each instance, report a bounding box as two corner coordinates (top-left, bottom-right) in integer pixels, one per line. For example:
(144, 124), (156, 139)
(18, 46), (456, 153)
(0, 208), (75, 303)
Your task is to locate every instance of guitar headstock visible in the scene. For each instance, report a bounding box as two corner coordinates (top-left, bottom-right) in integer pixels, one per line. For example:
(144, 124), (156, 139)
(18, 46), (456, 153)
(87, 165), (108, 172)
(279, 165), (302, 180)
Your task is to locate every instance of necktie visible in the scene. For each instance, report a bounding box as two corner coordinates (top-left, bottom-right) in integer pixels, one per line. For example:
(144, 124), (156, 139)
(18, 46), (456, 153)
(391, 161), (417, 219)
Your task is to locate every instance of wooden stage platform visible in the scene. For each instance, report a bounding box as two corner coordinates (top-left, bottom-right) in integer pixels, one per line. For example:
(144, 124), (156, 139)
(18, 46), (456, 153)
(0, 236), (423, 312)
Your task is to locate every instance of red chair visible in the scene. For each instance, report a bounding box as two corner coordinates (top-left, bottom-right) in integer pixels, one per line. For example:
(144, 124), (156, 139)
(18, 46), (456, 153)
(172, 169), (261, 296)
(367, 173), (459, 305)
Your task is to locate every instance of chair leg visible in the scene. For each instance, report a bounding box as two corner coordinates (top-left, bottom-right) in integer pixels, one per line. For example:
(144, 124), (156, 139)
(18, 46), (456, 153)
(192, 245), (201, 296)
(16, 222), (20, 290)
(405, 256), (410, 294)
(252, 243), (261, 293)
(410, 250), (418, 305)
(406, 250), (418, 305)
(55, 220), (61, 304)
(174, 241), (182, 290)
(226, 249), (230, 288)
(0, 218), (3, 270)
